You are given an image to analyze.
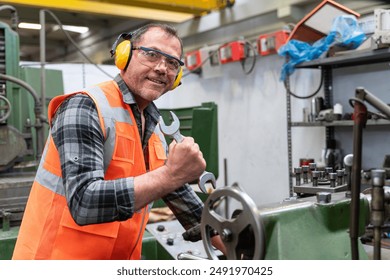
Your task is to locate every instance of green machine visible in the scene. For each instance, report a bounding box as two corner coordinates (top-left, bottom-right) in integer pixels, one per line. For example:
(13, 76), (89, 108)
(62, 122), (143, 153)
(0, 17), (64, 259)
(142, 184), (385, 260)
(200, 184), (389, 260)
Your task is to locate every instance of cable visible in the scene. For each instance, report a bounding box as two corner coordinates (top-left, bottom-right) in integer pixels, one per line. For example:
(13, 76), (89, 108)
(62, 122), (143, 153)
(183, 40), (257, 77)
(42, 9), (114, 79)
(129, 207), (147, 259)
(240, 40), (256, 75)
(284, 70), (324, 99)
(182, 43), (229, 77)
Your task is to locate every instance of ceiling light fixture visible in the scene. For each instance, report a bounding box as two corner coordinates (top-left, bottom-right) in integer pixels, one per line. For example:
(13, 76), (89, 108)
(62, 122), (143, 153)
(18, 22), (89, 34)
(18, 22), (42, 30)
(61, 25), (89, 34)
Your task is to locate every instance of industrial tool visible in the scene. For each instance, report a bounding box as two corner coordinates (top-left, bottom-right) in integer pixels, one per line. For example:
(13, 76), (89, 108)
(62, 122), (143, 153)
(373, 9), (390, 48)
(159, 111), (217, 194)
(0, 15), (67, 259)
(349, 87), (390, 259)
(200, 181), (390, 260)
(292, 160), (349, 197)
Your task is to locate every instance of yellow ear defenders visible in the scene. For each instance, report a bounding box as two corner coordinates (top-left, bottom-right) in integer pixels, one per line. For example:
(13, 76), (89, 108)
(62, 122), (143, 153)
(110, 33), (133, 71)
(110, 33), (182, 90)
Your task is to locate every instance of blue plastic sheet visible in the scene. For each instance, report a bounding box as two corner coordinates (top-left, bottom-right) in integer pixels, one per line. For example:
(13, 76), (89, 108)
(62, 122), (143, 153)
(278, 15), (366, 81)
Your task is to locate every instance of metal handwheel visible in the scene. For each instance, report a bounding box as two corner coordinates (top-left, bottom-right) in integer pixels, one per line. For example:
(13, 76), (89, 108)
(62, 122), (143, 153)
(0, 95), (11, 123)
(201, 183), (266, 260)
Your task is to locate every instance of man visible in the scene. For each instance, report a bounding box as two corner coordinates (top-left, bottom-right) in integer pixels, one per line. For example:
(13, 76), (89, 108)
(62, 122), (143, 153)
(13, 23), (222, 260)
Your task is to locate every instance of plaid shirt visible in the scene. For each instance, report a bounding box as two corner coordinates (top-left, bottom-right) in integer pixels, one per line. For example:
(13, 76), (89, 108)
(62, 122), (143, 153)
(51, 74), (203, 232)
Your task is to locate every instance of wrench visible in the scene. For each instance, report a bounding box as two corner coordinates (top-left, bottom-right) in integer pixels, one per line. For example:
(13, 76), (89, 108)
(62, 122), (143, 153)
(159, 111), (217, 193)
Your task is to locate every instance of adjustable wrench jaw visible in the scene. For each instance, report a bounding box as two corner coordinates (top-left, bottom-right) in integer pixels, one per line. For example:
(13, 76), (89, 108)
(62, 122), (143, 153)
(158, 111), (184, 143)
(198, 171), (217, 193)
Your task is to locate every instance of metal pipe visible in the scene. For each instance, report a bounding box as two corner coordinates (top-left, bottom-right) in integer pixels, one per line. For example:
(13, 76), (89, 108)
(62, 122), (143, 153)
(350, 88), (368, 260)
(40, 9), (46, 129)
(0, 73), (47, 158)
(0, 74), (40, 104)
(224, 158), (229, 219)
(356, 87), (390, 119)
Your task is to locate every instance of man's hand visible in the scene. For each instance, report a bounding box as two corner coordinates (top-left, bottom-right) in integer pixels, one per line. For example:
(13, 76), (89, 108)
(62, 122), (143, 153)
(164, 137), (206, 187)
(134, 136), (206, 210)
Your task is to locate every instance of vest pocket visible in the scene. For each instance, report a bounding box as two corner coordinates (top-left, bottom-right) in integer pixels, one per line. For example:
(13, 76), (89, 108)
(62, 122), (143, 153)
(153, 140), (167, 160)
(51, 208), (120, 259)
(112, 130), (136, 164)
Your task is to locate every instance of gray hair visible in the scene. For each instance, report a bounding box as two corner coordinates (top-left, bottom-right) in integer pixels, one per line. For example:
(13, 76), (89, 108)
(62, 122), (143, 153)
(131, 23), (183, 59)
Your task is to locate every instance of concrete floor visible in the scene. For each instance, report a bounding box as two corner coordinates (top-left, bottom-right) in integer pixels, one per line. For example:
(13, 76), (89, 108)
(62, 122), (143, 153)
(363, 244), (390, 260)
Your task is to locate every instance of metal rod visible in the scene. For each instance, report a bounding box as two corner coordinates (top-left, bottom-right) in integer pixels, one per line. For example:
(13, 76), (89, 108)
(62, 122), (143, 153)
(349, 87), (389, 260)
(350, 90), (367, 260)
(224, 158), (229, 219)
(285, 68), (293, 196)
(39, 9), (46, 158)
(373, 227), (382, 260)
(371, 169), (385, 260)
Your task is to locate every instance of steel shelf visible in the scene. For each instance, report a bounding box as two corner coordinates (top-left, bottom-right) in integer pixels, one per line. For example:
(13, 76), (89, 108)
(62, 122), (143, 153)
(296, 47), (390, 69)
(291, 119), (390, 127)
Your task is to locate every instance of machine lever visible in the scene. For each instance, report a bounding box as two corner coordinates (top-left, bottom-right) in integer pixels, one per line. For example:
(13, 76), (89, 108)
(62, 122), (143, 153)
(177, 252), (207, 260)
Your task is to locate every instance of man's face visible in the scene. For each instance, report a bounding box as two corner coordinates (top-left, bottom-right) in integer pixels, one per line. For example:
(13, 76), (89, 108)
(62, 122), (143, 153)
(122, 27), (182, 108)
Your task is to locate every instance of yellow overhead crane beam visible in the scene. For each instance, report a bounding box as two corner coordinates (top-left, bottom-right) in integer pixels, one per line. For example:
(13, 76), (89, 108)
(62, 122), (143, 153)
(0, 0), (197, 23)
(98, 0), (236, 16)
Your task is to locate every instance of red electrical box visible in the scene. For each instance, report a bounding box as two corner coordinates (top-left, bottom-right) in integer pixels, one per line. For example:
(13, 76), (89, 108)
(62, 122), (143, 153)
(257, 30), (289, 56)
(219, 41), (246, 64)
(184, 50), (202, 71)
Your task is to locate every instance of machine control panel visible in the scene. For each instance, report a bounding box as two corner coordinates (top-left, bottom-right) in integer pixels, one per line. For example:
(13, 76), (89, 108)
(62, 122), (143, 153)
(146, 220), (211, 260)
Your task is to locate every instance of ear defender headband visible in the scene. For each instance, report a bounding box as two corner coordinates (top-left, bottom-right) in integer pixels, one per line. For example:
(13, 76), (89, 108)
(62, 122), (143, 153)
(110, 32), (182, 90)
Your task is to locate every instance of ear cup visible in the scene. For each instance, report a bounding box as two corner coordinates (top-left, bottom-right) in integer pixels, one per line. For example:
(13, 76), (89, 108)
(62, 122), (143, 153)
(171, 66), (183, 90)
(114, 40), (132, 70)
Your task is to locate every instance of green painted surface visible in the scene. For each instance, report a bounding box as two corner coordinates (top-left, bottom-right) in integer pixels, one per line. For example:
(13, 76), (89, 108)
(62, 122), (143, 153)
(261, 194), (370, 260)
(19, 66), (64, 157)
(0, 226), (19, 260)
(141, 230), (174, 260)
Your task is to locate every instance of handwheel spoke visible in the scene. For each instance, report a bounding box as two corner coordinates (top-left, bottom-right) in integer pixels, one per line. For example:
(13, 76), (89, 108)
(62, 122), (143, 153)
(203, 209), (226, 233)
(232, 211), (251, 233)
(225, 238), (239, 260)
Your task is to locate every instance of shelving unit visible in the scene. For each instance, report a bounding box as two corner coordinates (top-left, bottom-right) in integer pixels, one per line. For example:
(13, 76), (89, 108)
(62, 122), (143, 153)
(286, 46), (390, 193)
(291, 119), (390, 127)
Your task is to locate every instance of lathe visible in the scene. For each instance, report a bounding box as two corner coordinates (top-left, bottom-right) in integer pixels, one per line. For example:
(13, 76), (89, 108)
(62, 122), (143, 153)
(146, 86), (390, 261)
(145, 178), (389, 260)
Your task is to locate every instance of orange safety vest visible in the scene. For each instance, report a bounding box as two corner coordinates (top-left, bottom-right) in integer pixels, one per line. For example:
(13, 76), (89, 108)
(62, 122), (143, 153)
(12, 80), (167, 259)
